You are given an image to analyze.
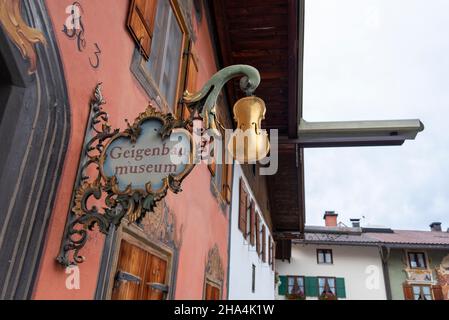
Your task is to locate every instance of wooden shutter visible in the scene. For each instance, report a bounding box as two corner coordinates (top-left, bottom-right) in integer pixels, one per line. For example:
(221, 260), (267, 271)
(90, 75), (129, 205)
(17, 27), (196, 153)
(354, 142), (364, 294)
(221, 164), (233, 203)
(305, 277), (318, 297)
(403, 283), (414, 300)
(143, 255), (167, 300)
(271, 239), (276, 271)
(268, 237), (272, 265)
(249, 201), (256, 246)
(213, 286), (221, 300)
(238, 179), (247, 236)
(205, 283), (214, 300)
(111, 241), (146, 300)
(432, 285), (444, 300)
(207, 137), (216, 176)
(256, 214), (261, 255)
(262, 225), (267, 263)
(278, 276), (287, 295)
(205, 283), (221, 300)
(336, 278), (346, 299)
(181, 42), (199, 120)
(112, 240), (168, 300)
(205, 283), (213, 300)
(127, 0), (158, 60)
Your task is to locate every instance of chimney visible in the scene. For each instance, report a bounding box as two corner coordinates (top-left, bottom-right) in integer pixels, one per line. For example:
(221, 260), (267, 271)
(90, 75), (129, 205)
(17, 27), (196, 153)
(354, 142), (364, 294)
(350, 218), (361, 228)
(430, 222), (442, 232)
(324, 211), (338, 227)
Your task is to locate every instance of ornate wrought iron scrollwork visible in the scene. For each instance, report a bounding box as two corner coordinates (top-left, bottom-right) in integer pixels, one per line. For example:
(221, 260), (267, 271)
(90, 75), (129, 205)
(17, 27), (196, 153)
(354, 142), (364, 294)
(57, 84), (194, 266)
(57, 65), (261, 267)
(57, 83), (121, 266)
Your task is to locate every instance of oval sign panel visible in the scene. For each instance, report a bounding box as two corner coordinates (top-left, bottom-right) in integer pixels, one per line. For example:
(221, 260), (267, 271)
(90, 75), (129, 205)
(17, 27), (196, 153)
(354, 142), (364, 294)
(100, 107), (194, 195)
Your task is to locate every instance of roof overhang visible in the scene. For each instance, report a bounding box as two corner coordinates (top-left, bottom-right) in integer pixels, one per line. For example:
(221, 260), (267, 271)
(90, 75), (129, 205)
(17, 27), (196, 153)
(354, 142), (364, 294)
(209, 0), (307, 235)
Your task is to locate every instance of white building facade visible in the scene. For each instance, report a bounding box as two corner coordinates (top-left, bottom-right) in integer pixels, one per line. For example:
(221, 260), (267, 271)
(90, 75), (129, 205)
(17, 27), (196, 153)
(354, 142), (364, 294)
(276, 242), (387, 300)
(228, 164), (276, 299)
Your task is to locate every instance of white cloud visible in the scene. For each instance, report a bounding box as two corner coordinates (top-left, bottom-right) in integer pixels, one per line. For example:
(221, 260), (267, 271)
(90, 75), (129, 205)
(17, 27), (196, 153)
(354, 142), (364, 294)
(303, 0), (449, 230)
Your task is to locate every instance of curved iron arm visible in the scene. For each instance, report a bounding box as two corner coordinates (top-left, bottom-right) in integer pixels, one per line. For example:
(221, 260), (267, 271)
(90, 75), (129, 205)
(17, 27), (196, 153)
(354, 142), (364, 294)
(182, 64), (261, 130)
(56, 65), (261, 267)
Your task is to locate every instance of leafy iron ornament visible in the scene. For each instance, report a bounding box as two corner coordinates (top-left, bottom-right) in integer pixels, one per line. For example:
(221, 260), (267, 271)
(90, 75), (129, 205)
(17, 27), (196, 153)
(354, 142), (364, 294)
(57, 65), (262, 266)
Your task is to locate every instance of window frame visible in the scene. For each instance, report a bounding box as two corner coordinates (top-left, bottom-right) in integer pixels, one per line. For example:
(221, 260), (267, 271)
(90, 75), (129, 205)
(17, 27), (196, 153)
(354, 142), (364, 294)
(130, 0), (189, 115)
(317, 249), (333, 265)
(287, 276), (306, 295)
(317, 276), (337, 297)
(407, 251), (428, 269)
(411, 284), (433, 300)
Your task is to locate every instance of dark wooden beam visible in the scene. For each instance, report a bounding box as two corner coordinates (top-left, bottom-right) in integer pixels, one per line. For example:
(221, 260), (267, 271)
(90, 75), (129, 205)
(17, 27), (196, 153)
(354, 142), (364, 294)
(297, 145), (305, 235)
(287, 0), (299, 139)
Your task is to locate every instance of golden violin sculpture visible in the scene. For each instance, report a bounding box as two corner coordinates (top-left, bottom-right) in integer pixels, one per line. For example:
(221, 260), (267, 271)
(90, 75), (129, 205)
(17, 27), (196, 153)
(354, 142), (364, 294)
(228, 96), (270, 163)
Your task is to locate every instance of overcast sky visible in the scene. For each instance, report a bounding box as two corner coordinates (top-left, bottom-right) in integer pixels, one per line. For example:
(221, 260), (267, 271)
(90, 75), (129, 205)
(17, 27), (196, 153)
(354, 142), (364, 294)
(303, 0), (449, 230)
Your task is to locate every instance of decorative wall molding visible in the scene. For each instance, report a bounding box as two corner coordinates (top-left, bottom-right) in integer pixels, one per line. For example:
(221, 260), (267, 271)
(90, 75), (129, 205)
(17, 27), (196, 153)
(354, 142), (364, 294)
(178, 0), (195, 42)
(205, 244), (224, 284)
(0, 0), (46, 74)
(0, 0), (71, 299)
(404, 268), (433, 283)
(139, 199), (183, 250)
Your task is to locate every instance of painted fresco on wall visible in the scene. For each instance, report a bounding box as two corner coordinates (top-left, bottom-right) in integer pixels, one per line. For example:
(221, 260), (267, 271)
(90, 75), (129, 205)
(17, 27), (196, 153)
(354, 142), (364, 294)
(204, 244), (225, 298)
(205, 245), (224, 282)
(404, 268), (433, 282)
(0, 0), (46, 73)
(436, 255), (449, 300)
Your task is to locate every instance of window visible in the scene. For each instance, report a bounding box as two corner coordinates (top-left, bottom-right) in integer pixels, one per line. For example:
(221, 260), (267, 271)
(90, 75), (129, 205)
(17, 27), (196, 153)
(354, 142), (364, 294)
(130, 0), (188, 113)
(251, 265), (256, 293)
(408, 252), (427, 269)
(317, 249), (333, 264)
(287, 276), (305, 295)
(279, 276), (346, 299)
(318, 277), (336, 296)
(412, 285), (433, 300)
(404, 283), (443, 300)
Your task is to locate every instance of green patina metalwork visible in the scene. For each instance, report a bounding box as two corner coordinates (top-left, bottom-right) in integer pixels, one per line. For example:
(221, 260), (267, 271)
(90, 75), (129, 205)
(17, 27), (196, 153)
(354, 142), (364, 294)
(183, 64), (260, 131)
(57, 65), (261, 267)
